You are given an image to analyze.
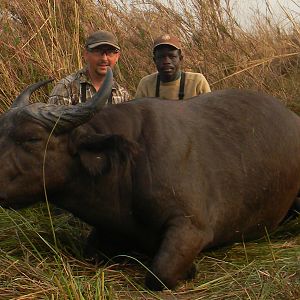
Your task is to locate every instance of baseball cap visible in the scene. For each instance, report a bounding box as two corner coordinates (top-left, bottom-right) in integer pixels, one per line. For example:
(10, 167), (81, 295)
(153, 34), (181, 51)
(85, 30), (120, 50)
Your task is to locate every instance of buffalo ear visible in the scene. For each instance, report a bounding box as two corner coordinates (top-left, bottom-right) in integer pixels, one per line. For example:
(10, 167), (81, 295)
(72, 133), (140, 176)
(79, 150), (109, 176)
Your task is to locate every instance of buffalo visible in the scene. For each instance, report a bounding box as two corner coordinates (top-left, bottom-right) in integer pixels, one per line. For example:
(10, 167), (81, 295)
(0, 68), (299, 290)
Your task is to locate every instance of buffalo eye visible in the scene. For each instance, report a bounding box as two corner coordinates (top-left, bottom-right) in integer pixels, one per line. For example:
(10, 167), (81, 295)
(11, 123), (48, 149)
(23, 137), (43, 144)
(18, 136), (45, 150)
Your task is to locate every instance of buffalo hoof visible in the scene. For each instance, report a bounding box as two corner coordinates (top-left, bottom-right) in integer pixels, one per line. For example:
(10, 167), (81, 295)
(145, 272), (167, 291)
(183, 263), (197, 280)
(145, 263), (197, 291)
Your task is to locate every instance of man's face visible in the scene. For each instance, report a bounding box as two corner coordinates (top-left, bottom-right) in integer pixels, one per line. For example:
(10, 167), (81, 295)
(153, 45), (183, 82)
(84, 45), (120, 77)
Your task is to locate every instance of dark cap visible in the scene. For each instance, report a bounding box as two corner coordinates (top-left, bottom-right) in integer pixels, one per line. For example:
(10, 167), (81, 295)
(85, 30), (120, 50)
(153, 34), (181, 51)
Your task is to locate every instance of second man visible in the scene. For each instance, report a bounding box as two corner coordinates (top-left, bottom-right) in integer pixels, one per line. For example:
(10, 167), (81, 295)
(135, 34), (210, 100)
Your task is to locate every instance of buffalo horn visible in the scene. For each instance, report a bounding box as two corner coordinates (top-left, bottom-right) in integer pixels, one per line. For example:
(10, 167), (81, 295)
(11, 79), (54, 108)
(23, 67), (113, 132)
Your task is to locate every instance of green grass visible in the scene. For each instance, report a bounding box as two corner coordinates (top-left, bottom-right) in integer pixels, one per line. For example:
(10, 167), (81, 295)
(0, 205), (299, 299)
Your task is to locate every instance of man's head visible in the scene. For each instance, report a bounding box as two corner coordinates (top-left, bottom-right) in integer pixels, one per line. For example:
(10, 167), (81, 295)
(153, 34), (183, 82)
(84, 30), (121, 78)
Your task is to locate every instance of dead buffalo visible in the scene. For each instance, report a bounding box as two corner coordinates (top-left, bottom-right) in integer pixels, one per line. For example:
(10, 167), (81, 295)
(0, 68), (300, 290)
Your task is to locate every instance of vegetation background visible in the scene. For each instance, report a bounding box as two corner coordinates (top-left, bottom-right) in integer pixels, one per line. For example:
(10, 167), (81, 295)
(0, 0), (299, 299)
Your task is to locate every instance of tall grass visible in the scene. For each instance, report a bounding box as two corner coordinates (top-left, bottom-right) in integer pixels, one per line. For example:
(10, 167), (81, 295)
(1, 0), (300, 107)
(0, 0), (300, 298)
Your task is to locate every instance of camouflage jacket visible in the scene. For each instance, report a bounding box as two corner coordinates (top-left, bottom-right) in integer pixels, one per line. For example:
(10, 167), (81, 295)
(49, 67), (131, 105)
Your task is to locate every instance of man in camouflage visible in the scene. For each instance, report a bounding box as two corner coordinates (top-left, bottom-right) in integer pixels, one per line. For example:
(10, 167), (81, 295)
(49, 30), (131, 105)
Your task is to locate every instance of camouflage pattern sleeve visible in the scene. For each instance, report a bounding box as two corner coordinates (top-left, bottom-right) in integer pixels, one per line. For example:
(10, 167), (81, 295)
(48, 79), (73, 105)
(120, 86), (132, 102)
(112, 83), (132, 104)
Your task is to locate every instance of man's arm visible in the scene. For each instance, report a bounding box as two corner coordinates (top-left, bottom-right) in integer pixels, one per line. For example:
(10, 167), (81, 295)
(48, 79), (73, 105)
(197, 75), (211, 94)
(134, 79), (147, 99)
(111, 83), (132, 104)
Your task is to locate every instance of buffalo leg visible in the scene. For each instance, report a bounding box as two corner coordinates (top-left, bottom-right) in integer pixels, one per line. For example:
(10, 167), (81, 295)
(145, 217), (213, 290)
